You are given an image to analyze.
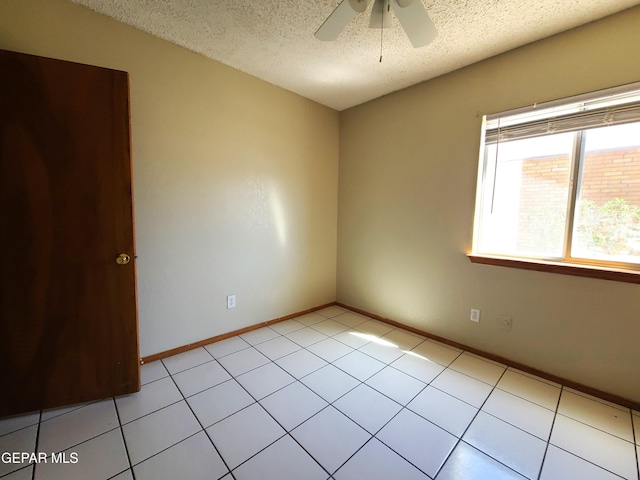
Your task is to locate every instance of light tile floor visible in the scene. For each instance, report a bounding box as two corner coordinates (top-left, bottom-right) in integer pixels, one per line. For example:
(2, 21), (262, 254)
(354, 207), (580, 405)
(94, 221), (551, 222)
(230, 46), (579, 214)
(1, 306), (639, 480)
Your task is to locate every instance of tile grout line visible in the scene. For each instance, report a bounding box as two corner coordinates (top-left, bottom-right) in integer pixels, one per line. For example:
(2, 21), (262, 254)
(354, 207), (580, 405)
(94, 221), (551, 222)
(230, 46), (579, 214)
(473, 371), (630, 479)
(331, 346), (519, 478)
(32, 403), (124, 473)
(113, 397), (137, 480)
(163, 347), (237, 480)
(630, 410), (639, 480)
(406, 380), (551, 442)
(431, 366), (510, 479)
(115, 357), (214, 474)
(210, 352), (323, 478)
(160, 347), (217, 378)
(435, 366), (548, 479)
(212, 315), (389, 477)
(535, 384), (564, 480)
(327, 347), (465, 478)
(162, 358), (219, 378)
(30, 410), (42, 480)
(118, 396), (184, 428)
(562, 387), (631, 413)
(281, 324), (403, 477)
(321, 320), (637, 478)
(327, 393), (425, 476)
(0, 422), (36, 440)
(552, 411), (637, 445)
(38, 401), (96, 423)
(168, 391), (235, 480)
(323, 435), (377, 477)
(491, 384), (558, 413)
(257, 312), (388, 479)
(473, 369), (628, 480)
(282, 420), (334, 478)
(122, 430), (207, 477)
(547, 444), (629, 480)
(301, 362), (393, 476)
(7, 401), (125, 479)
(504, 366), (561, 389)
(202, 338), (302, 472)
(166, 334), (329, 434)
(474, 408), (552, 445)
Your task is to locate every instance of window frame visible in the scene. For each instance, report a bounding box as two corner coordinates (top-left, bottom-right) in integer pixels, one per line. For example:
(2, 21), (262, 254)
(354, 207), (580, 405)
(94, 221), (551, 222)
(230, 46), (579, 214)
(470, 83), (640, 283)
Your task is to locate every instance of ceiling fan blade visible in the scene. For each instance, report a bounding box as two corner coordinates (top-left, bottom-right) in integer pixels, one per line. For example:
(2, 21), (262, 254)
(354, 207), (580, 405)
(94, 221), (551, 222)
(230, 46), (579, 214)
(315, 0), (371, 41)
(390, 0), (437, 48)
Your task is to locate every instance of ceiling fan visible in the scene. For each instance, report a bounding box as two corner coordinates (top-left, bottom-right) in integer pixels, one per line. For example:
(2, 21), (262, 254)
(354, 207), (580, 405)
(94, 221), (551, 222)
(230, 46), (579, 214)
(315, 0), (437, 48)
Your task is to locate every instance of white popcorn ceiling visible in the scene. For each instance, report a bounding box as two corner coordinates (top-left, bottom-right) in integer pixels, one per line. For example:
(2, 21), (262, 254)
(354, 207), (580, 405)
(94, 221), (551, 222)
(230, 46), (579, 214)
(70, 0), (640, 111)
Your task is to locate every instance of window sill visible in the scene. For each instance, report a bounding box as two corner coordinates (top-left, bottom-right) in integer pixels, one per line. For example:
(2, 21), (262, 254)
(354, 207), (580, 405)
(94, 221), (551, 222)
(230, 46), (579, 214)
(468, 254), (640, 284)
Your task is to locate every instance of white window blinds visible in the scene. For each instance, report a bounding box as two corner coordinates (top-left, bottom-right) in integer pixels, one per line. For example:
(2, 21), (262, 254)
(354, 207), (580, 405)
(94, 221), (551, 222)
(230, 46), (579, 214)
(485, 83), (640, 144)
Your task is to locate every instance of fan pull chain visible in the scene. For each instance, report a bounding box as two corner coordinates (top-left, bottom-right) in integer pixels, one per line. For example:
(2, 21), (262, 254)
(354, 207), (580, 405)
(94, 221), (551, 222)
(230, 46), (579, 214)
(379, 0), (386, 62)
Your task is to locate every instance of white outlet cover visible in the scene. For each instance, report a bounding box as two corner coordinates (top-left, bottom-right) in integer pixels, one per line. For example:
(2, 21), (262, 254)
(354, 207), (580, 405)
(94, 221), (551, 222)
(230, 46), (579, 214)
(227, 295), (236, 309)
(470, 309), (480, 323)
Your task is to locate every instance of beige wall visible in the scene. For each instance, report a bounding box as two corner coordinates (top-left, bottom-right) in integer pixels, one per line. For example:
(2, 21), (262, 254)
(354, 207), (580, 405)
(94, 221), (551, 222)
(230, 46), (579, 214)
(338, 7), (640, 403)
(0, 0), (339, 357)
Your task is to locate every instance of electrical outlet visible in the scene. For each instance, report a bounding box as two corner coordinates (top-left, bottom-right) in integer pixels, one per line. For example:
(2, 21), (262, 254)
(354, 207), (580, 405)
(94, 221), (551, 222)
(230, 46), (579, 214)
(470, 308), (480, 323)
(227, 295), (236, 309)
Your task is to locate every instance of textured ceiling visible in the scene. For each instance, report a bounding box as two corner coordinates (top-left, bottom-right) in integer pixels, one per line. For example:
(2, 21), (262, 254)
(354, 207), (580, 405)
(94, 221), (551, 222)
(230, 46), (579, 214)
(71, 0), (640, 111)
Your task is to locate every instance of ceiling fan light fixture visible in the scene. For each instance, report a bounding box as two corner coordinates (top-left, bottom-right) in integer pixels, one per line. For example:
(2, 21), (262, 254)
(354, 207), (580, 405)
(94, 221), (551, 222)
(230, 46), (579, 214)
(348, 0), (371, 13)
(315, 0), (437, 49)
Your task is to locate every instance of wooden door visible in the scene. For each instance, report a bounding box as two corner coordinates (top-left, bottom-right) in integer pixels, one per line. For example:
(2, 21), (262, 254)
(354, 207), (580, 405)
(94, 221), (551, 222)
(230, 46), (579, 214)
(0, 49), (140, 417)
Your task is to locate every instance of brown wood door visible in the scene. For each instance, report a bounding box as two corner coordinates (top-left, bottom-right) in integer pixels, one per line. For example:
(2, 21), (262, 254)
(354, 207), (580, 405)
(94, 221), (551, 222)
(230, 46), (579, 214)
(0, 49), (140, 417)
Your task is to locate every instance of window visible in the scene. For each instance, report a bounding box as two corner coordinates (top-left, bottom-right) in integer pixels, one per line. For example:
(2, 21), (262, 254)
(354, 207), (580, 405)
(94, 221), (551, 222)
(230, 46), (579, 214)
(471, 83), (640, 279)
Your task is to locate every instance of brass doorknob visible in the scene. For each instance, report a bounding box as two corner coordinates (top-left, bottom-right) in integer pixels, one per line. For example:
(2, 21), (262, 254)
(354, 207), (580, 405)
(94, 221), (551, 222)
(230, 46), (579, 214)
(116, 253), (131, 265)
